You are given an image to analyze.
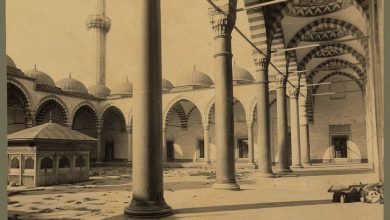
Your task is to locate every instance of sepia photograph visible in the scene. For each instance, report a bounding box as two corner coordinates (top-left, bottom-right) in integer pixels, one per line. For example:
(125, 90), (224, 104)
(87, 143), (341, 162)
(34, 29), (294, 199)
(4, 0), (384, 219)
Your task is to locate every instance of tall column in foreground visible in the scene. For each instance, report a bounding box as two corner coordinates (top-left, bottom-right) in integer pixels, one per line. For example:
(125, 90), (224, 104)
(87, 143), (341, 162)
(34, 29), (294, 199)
(124, 0), (172, 218)
(289, 88), (303, 169)
(209, 0), (239, 190)
(275, 76), (292, 173)
(254, 57), (274, 177)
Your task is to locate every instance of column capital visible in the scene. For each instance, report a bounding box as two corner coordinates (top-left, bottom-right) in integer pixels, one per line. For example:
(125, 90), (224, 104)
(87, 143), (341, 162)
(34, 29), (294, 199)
(254, 54), (271, 70)
(202, 122), (210, 130)
(246, 121), (254, 128)
(86, 15), (111, 33)
(275, 75), (287, 88)
(287, 88), (300, 99)
(209, 1), (237, 36)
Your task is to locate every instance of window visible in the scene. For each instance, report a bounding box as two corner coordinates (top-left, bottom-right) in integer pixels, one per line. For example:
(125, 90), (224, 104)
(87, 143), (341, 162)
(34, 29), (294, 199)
(75, 156), (85, 168)
(24, 157), (34, 169)
(11, 157), (20, 169)
(197, 139), (205, 159)
(40, 157), (53, 169)
(238, 139), (249, 158)
(59, 156), (70, 168)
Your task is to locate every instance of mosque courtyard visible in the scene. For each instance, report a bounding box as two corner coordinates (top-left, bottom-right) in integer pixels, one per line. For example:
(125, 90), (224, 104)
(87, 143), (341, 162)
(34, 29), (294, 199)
(8, 164), (382, 220)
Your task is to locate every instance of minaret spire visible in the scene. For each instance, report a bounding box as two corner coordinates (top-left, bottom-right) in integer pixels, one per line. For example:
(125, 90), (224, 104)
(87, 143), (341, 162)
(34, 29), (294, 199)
(86, 0), (111, 97)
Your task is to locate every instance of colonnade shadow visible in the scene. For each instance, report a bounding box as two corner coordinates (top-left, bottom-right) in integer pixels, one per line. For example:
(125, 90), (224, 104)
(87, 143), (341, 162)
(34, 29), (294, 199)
(104, 199), (331, 220)
(292, 168), (375, 177)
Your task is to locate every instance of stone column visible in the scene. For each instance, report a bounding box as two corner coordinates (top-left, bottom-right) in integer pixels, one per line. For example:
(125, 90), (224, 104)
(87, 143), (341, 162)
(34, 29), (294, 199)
(254, 57), (274, 177)
(203, 123), (211, 163)
(127, 126), (132, 162)
(96, 123), (102, 163)
(299, 99), (311, 167)
(247, 121), (255, 165)
(162, 128), (167, 162)
(289, 89), (303, 169)
(124, 0), (172, 218)
(209, 0), (239, 190)
(275, 76), (292, 173)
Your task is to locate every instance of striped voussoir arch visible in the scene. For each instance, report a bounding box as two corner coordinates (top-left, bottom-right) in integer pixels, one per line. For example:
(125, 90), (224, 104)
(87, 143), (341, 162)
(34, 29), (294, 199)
(307, 58), (366, 83)
(101, 105), (127, 132)
(312, 71), (364, 95)
(165, 102), (188, 130)
(270, 27), (287, 73)
(287, 18), (367, 48)
(244, 0), (269, 55)
(186, 105), (200, 124)
(298, 43), (366, 70)
(35, 95), (69, 126)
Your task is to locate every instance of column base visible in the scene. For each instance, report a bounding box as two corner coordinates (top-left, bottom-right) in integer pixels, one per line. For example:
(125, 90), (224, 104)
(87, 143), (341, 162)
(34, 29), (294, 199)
(302, 162), (312, 167)
(212, 181), (240, 190)
(290, 164), (304, 169)
(255, 171), (275, 178)
(274, 168), (293, 173)
(124, 200), (173, 219)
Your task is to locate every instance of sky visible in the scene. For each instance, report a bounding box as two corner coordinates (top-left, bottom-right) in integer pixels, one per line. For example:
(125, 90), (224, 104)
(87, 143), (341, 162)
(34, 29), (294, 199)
(6, 0), (254, 88)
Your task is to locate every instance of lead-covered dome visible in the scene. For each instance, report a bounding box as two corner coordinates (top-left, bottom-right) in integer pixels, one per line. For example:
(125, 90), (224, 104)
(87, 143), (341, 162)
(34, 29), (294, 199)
(112, 77), (133, 95)
(57, 74), (89, 94)
(7, 55), (17, 68)
(176, 67), (213, 87)
(233, 63), (254, 84)
(25, 66), (56, 87)
(162, 78), (174, 92)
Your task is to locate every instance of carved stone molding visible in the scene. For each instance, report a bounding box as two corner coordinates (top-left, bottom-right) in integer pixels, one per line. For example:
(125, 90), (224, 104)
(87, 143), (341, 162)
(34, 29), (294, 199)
(209, 1), (237, 36)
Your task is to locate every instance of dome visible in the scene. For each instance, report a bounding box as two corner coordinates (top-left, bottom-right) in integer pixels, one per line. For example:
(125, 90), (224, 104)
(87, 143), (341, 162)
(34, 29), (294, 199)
(88, 84), (111, 97)
(176, 67), (213, 87)
(233, 63), (254, 84)
(7, 55), (17, 68)
(57, 74), (89, 94)
(162, 78), (174, 92)
(25, 66), (56, 87)
(112, 77), (133, 95)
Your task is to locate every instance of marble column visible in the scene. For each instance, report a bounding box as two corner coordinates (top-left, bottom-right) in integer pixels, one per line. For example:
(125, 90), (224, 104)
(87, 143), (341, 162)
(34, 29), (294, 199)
(209, 0), (239, 190)
(289, 89), (303, 169)
(162, 128), (167, 162)
(275, 76), (292, 173)
(247, 121), (255, 165)
(254, 57), (274, 176)
(203, 123), (211, 163)
(299, 99), (311, 167)
(96, 123), (102, 163)
(127, 126), (132, 162)
(124, 0), (172, 218)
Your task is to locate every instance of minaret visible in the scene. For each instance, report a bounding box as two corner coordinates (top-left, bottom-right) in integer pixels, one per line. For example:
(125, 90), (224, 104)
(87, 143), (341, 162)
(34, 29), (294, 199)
(86, 0), (111, 97)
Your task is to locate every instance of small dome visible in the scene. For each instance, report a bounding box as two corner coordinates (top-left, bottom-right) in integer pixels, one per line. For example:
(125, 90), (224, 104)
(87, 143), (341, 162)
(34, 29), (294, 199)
(7, 55), (17, 68)
(25, 66), (56, 87)
(176, 67), (213, 87)
(112, 77), (133, 95)
(162, 78), (174, 92)
(57, 74), (89, 94)
(88, 84), (111, 97)
(233, 63), (254, 84)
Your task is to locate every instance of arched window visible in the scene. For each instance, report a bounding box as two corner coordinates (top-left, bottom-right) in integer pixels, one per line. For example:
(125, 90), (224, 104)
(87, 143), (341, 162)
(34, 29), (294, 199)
(59, 156), (70, 168)
(40, 157), (53, 169)
(24, 157), (34, 169)
(11, 157), (20, 169)
(75, 155), (85, 168)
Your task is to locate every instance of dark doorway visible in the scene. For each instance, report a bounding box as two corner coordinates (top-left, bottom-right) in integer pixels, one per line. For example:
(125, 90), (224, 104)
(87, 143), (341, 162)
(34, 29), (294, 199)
(167, 140), (174, 161)
(332, 136), (348, 158)
(105, 142), (114, 161)
(197, 139), (204, 159)
(237, 139), (248, 158)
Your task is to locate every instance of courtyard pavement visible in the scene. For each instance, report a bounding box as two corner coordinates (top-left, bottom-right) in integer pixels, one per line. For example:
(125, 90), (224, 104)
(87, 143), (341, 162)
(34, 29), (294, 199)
(8, 163), (383, 220)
